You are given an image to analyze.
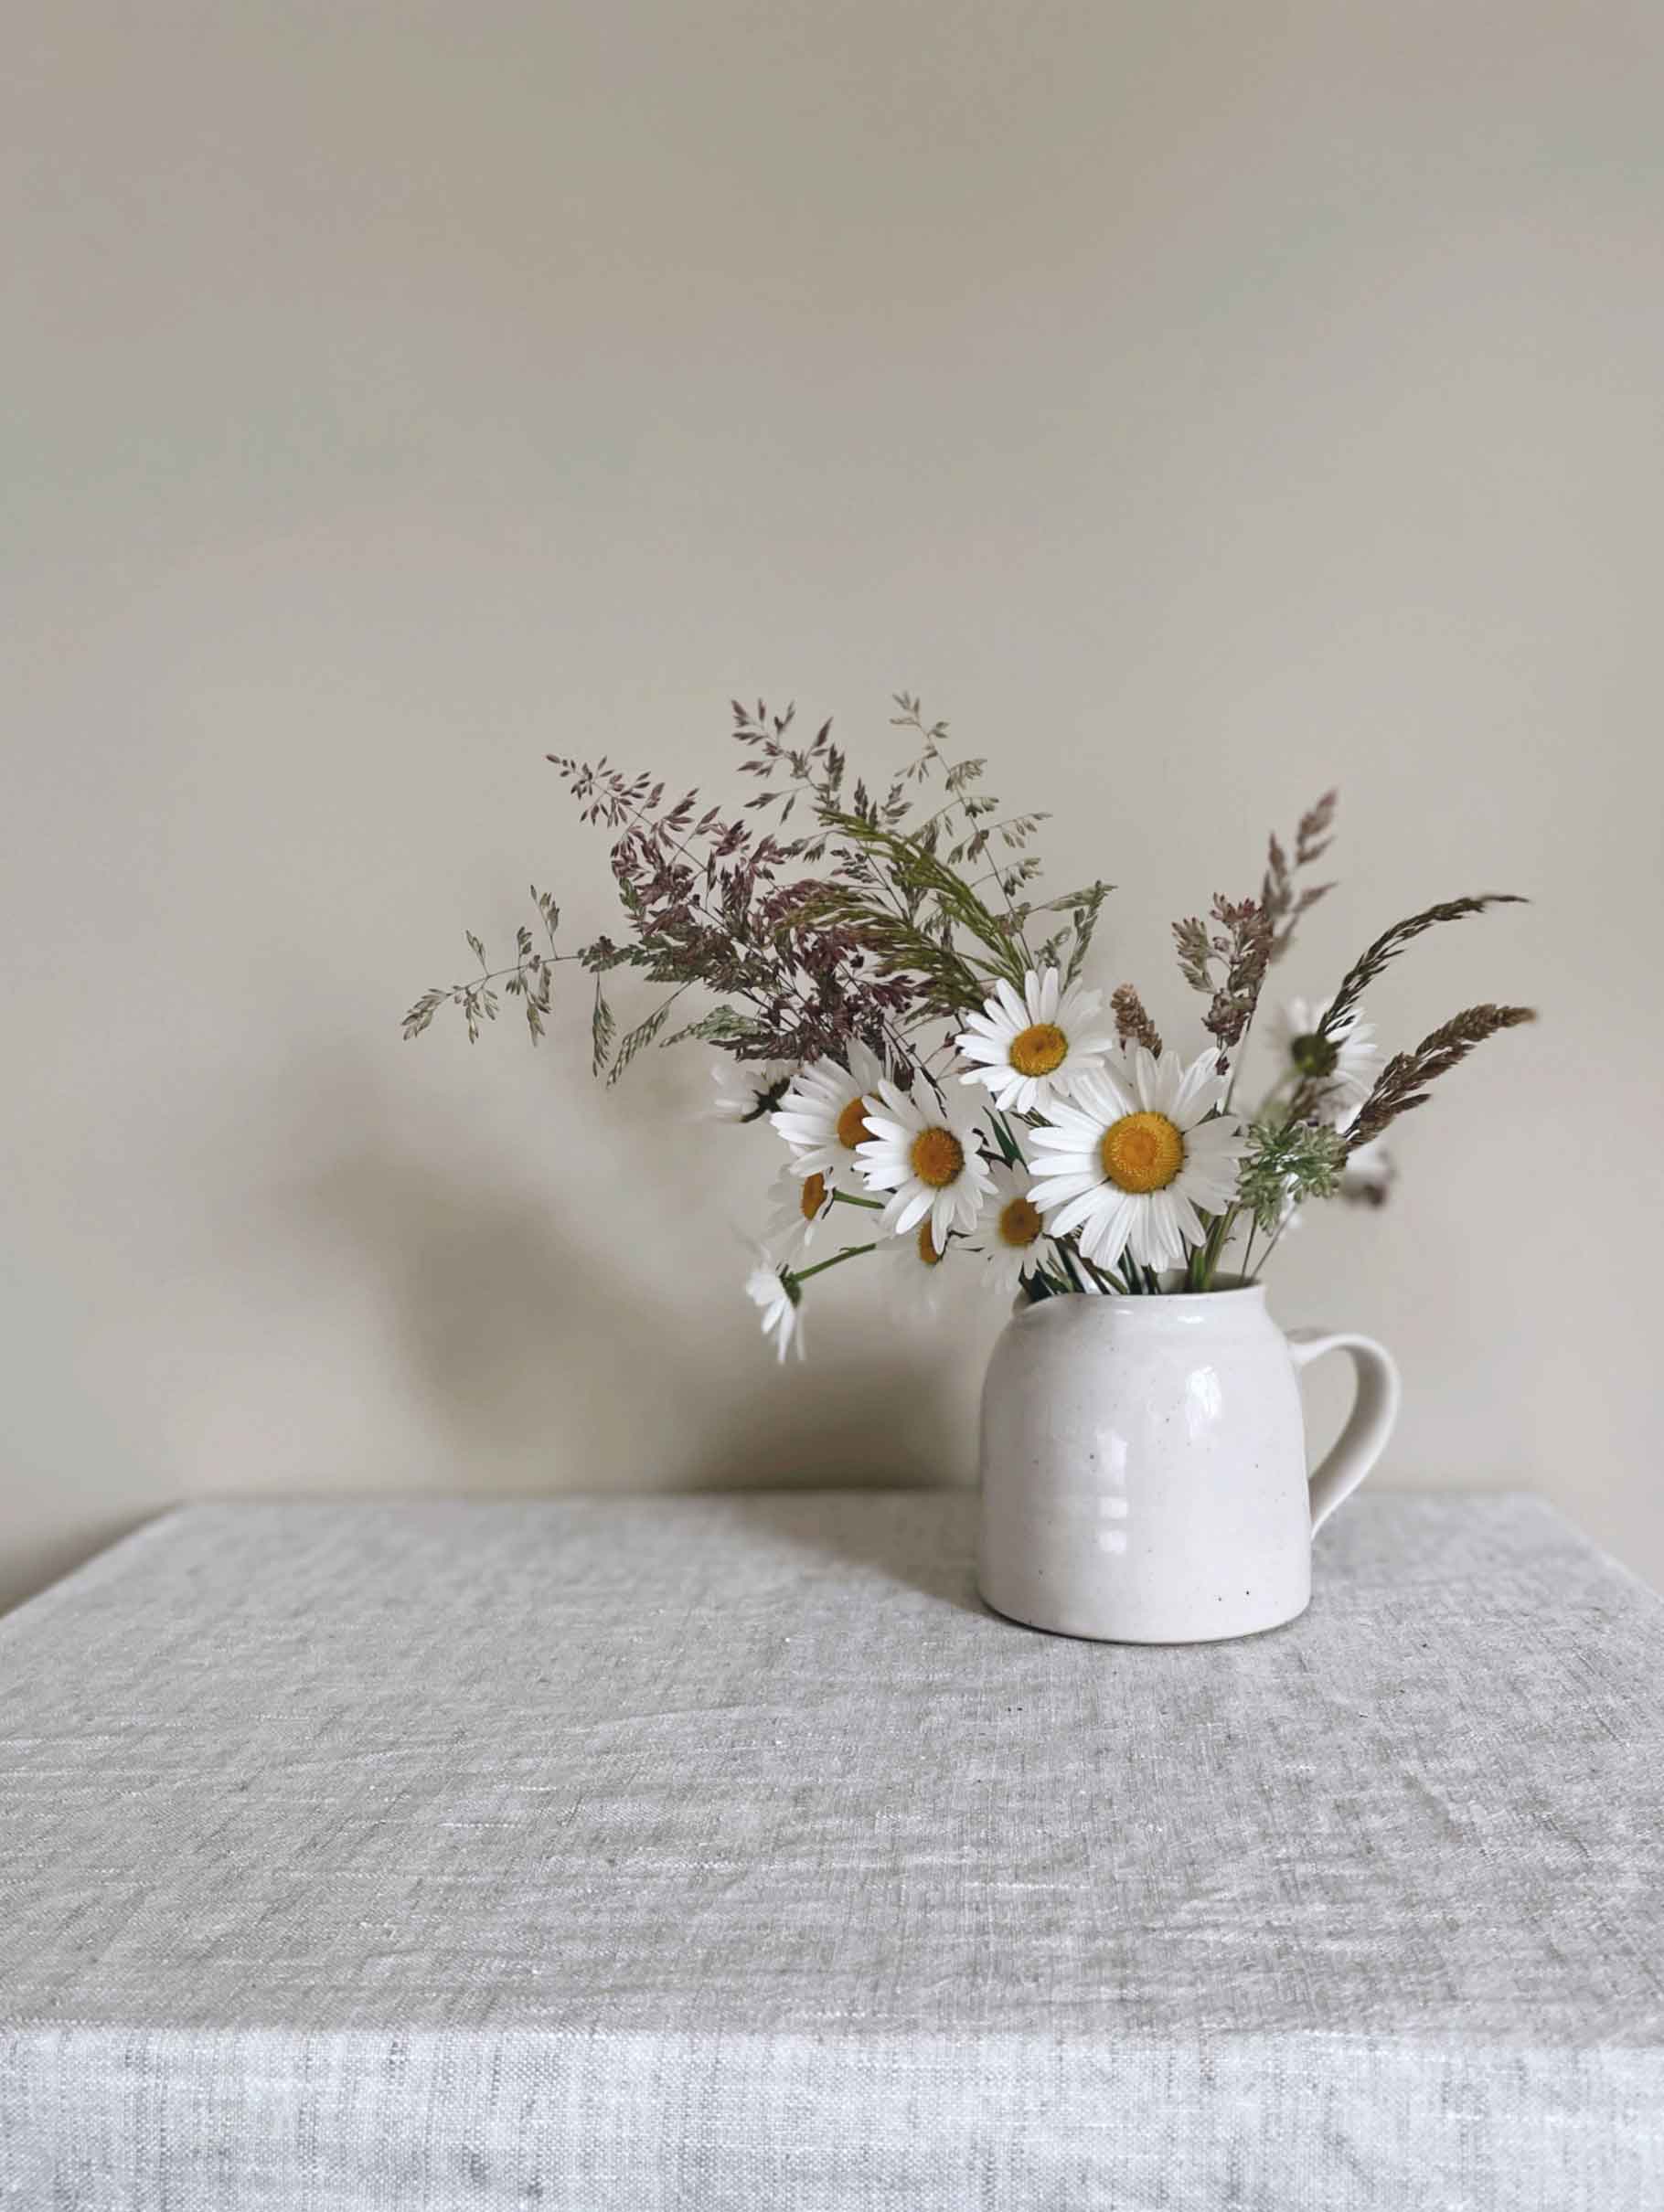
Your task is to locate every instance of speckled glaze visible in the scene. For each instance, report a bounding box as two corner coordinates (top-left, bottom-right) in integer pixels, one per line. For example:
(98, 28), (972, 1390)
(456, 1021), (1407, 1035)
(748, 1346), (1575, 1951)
(977, 1283), (1399, 1643)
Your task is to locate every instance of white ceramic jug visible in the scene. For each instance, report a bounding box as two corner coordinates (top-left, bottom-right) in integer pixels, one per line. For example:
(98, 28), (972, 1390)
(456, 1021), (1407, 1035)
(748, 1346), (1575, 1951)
(977, 1282), (1399, 1643)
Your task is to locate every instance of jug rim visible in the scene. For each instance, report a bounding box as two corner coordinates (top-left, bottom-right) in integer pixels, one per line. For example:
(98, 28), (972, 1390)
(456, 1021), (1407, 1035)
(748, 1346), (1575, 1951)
(1012, 1272), (1269, 1321)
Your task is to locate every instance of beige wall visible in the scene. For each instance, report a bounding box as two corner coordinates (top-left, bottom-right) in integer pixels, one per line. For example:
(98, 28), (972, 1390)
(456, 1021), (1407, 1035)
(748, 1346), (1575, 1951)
(5, 2), (1662, 1611)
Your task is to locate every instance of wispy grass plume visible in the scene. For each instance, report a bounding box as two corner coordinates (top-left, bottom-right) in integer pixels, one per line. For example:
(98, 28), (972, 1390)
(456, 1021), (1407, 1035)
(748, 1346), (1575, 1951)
(1345, 1004), (1537, 1149)
(1321, 895), (1527, 1040)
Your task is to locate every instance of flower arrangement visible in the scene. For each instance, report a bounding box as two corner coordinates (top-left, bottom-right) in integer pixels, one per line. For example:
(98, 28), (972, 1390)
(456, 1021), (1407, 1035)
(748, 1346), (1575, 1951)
(404, 697), (1534, 1361)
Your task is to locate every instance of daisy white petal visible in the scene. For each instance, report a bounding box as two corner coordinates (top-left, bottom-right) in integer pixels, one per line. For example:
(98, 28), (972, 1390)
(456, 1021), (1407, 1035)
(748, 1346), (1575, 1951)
(1171, 1046), (1225, 1121)
(1072, 1061), (1137, 1122)
(1025, 1170), (1104, 1207)
(887, 1186), (935, 1238)
(1047, 1187), (1113, 1242)
(1135, 1048), (1182, 1117)
(1078, 1191), (1136, 1269)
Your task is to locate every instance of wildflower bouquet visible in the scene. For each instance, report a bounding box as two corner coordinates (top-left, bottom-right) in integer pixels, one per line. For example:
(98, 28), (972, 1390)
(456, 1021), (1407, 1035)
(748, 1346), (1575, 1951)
(404, 698), (1534, 1361)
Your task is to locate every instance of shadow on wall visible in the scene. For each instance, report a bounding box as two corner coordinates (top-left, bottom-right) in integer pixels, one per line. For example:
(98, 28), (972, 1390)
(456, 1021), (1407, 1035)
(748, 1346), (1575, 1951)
(285, 1070), (966, 1498)
(0, 1250), (184, 1617)
(5, 1057), (967, 1618)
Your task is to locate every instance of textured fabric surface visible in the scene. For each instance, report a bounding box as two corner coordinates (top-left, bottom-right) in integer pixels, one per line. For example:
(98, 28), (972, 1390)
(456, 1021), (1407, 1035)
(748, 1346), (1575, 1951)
(1, 1491), (1660, 2209)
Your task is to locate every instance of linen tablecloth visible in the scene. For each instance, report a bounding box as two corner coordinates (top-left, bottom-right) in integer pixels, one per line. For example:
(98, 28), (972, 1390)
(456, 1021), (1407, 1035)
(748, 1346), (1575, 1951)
(1, 1491), (1660, 2208)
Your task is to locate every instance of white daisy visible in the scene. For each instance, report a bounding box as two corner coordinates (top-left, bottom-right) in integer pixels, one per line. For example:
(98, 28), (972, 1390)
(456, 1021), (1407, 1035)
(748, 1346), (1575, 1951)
(744, 1249), (805, 1363)
(1027, 1047), (1246, 1276)
(955, 966), (1113, 1114)
(769, 1042), (887, 1187)
(976, 1159), (1050, 1295)
(708, 1054), (795, 1124)
(764, 1163), (837, 1254)
(876, 1216), (957, 1319)
(856, 1078), (997, 1247)
(1266, 997), (1381, 1125)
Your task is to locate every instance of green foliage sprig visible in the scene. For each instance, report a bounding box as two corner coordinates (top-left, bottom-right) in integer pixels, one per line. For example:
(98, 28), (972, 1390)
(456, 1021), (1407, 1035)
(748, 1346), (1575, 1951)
(1237, 1119), (1349, 1236)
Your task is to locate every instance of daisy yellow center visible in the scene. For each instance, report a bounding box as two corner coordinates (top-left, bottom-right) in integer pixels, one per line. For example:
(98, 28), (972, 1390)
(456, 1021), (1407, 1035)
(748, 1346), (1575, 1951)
(910, 1127), (965, 1188)
(799, 1173), (827, 1220)
(917, 1221), (944, 1267)
(836, 1095), (871, 1150)
(997, 1196), (1042, 1249)
(1100, 1111), (1184, 1195)
(1291, 1031), (1339, 1078)
(1008, 1021), (1068, 1078)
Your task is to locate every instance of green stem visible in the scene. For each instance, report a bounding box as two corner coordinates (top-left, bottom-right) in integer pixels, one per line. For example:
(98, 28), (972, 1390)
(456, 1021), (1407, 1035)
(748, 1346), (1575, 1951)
(1254, 1072), (1299, 1120)
(1186, 1216), (1216, 1291)
(1190, 1202), (1243, 1292)
(830, 1189), (884, 1211)
(1221, 979), (1285, 1115)
(1253, 1210), (1296, 1279)
(1206, 1211), (1232, 1288)
(793, 1241), (877, 1284)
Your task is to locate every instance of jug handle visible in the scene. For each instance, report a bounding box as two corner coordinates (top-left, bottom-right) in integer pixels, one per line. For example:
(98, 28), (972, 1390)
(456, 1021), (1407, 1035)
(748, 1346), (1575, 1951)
(1286, 1329), (1402, 1533)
